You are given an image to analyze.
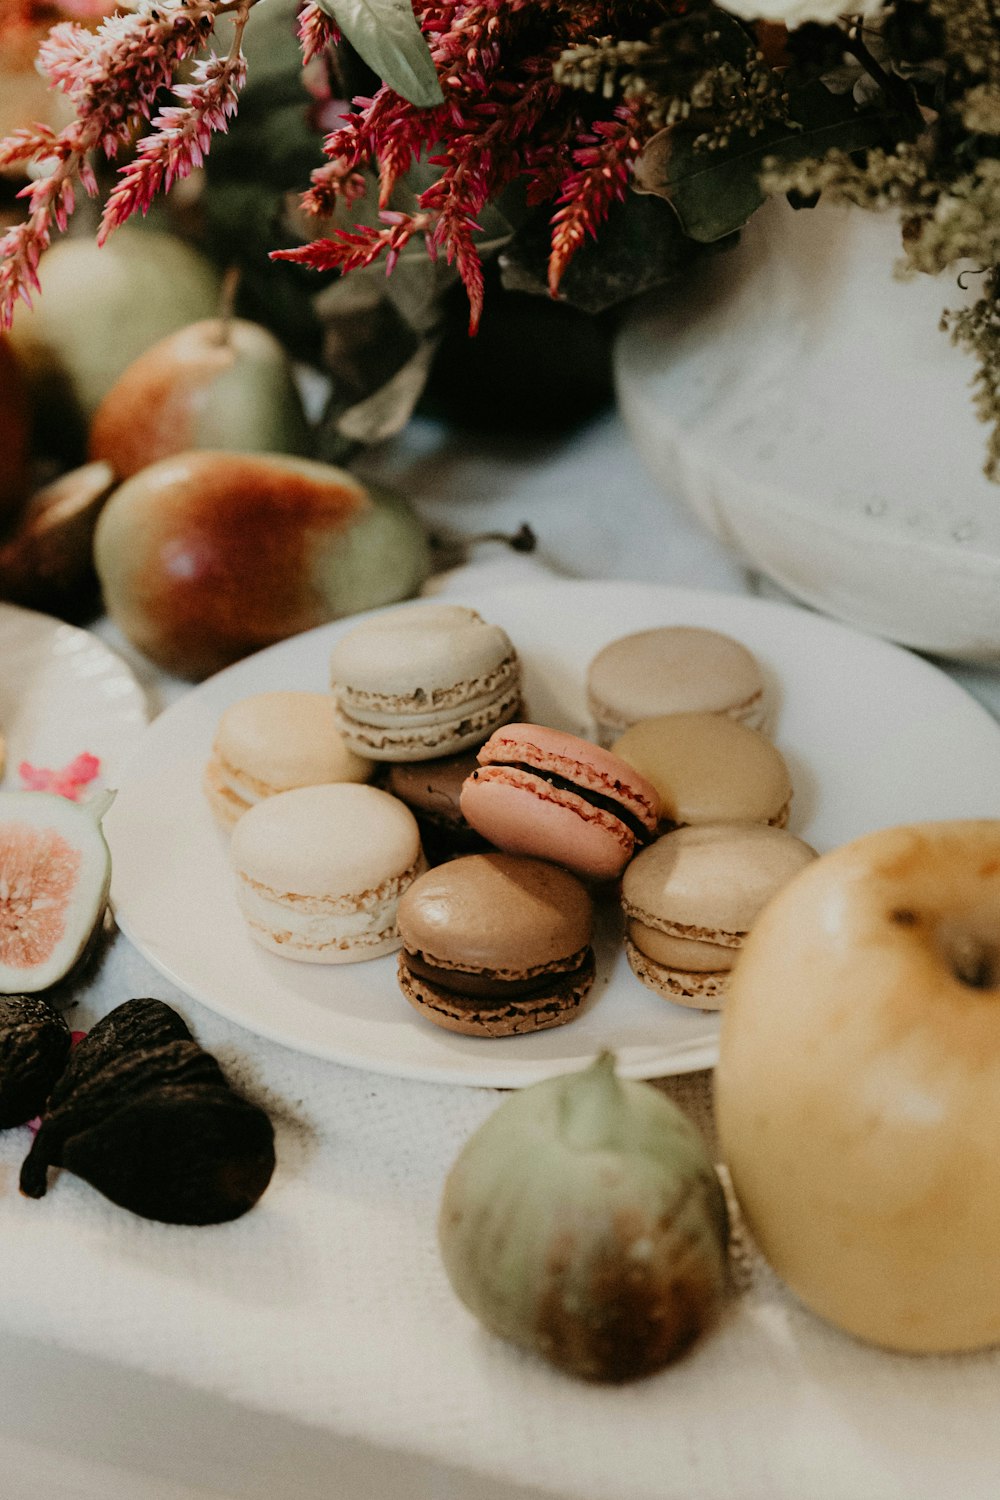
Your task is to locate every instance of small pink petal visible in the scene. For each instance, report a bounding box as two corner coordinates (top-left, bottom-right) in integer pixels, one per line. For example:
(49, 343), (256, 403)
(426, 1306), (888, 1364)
(18, 752), (101, 800)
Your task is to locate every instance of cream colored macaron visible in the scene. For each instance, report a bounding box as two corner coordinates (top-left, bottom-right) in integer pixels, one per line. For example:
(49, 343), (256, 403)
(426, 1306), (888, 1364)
(328, 602), (522, 761)
(621, 823), (816, 1010)
(587, 626), (767, 745)
(612, 713), (792, 830)
(230, 783), (425, 963)
(204, 691), (374, 831)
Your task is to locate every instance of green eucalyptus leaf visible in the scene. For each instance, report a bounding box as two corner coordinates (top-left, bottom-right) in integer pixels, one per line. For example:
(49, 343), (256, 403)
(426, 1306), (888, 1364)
(315, 0), (443, 108)
(636, 85), (912, 243)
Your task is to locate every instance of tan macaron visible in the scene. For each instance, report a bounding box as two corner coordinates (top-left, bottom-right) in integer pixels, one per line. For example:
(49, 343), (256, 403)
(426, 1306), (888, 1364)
(621, 823), (817, 1010)
(204, 691), (374, 831)
(612, 713), (792, 830)
(587, 626), (766, 745)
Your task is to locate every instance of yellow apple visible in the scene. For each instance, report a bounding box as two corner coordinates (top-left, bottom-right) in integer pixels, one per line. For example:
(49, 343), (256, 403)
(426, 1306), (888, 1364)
(715, 820), (1000, 1353)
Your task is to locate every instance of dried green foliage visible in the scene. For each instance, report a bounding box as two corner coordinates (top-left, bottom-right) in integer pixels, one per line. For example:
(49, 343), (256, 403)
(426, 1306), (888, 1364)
(555, 7), (789, 141)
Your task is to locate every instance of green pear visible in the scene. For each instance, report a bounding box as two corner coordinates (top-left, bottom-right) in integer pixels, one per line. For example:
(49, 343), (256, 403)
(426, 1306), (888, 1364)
(8, 230), (221, 460)
(89, 317), (312, 478)
(93, 450), (431, 679)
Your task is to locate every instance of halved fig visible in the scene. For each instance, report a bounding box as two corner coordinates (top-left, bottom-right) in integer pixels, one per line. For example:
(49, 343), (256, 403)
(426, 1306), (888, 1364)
(0, 791), (112, 993)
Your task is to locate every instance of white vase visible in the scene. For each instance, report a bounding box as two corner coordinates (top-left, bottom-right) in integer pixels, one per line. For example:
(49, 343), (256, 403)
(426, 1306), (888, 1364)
(614, 197), (1000, 663)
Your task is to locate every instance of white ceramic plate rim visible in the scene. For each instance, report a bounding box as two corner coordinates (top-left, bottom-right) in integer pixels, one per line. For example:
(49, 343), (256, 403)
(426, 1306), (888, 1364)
(0, 602), (148, 795)
(105, 579), (1000, 1088)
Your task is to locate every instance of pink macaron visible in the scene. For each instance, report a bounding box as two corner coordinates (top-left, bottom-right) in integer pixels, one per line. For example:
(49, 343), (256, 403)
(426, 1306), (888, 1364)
(460, 723), (661, 880)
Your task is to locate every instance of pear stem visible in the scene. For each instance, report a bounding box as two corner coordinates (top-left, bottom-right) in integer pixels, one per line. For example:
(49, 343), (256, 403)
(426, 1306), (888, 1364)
(212, 265), (242, 348)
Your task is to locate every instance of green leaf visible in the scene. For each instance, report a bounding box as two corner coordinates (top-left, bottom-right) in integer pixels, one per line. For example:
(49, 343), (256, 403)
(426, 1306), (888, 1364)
(635, 84), (912, 243)
(315, 0), (443, 108)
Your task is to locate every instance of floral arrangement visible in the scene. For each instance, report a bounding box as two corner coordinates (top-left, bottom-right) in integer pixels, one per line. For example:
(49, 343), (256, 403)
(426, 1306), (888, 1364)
(3, 0), (1000, 468)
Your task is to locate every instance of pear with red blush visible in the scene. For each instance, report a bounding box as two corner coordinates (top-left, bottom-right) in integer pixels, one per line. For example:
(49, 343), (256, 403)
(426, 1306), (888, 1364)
(89, 316), (312, 479)
(93, 450), (430, 679)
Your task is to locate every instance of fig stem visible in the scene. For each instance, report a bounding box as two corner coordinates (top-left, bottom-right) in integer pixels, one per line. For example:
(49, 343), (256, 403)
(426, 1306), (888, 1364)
(558, 1051), (622, 1152)
(86, 789), (117, 823)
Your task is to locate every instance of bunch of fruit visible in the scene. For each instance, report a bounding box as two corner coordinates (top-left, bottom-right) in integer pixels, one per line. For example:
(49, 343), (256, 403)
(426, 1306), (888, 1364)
(1, 228), (429, 678)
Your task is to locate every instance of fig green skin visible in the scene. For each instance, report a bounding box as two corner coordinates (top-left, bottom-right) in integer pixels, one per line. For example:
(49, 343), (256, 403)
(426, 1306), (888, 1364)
(93, 450), (431, 679)
(439, 1052), (729, 1382)
(89, 318), (313, 479)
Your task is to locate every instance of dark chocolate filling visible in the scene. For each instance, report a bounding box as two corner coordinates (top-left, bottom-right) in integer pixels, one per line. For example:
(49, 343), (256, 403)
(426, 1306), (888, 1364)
(403, 948), (594, 1005)
(470, 764), (652, 843)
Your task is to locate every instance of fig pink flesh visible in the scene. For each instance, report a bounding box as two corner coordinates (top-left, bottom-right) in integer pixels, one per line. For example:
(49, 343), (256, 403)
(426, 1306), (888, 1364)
(0, 823), (81, 969)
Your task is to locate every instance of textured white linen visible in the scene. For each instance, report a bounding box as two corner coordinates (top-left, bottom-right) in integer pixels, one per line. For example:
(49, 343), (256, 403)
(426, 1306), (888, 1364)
(4, 411), (1000, 1500)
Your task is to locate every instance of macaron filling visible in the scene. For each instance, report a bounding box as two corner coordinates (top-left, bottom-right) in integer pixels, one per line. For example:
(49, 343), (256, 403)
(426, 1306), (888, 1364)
(467, 763), (653, 844)
(402, 946), (594, 1002)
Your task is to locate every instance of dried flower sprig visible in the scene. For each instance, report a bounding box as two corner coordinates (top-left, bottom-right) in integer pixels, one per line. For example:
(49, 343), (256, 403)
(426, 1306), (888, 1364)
(297, 0), (339, 66)
(99, 28), (249, 241)
(271, 1), (663, 330)
(0, 0), (252, 329)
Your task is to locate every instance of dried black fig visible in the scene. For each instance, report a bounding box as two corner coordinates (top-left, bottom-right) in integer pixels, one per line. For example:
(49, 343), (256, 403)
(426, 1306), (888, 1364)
(20, 998), (275, 1224)
(0, 995), (72, 1128)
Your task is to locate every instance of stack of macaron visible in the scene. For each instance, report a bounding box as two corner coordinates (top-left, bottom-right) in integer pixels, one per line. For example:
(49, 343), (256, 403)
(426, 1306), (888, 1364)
(206, 602), (819, 1034)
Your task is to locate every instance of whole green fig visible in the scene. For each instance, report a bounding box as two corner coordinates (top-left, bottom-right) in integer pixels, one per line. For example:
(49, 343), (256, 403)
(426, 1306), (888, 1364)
(439, 1052), (729, 1381)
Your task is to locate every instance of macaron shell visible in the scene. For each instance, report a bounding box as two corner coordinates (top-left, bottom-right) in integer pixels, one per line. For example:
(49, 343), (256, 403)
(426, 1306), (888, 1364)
(398, 950), (595, 1036)
(396, 852), (593, 973)
(624, 936), (728, 1011)
(586, 626), (766, 742)
(622, 823), (818, 938)
(230, 783), (425, 963)
(386, 751), (481, 822)
(203, 756), (252, 831)
(626, 919), (736, 972)
(329, 603), (520, 712)
(460, 766), (636, 881)
(231, 782), (421, 895)
(334, 686), (521, 762)
(612, 713), (792, 828)
(476, 723), (661, 833)
(215, 691), (373, 789)
(236, 884), (414, 964)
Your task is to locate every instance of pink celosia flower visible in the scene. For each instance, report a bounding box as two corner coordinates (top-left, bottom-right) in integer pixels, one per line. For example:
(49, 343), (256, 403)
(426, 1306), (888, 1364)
(0, 0), (249, 329)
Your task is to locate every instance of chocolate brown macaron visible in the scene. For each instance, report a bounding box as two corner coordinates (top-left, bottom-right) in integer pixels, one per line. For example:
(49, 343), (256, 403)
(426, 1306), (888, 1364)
(384, 750), (490, 864)
(396, 853), (595, 1037)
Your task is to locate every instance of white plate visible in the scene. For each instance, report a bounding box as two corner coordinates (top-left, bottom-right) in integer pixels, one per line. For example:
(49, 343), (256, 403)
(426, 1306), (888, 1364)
(0, 603), (148, 794)
(104, 579), (1000, 1088)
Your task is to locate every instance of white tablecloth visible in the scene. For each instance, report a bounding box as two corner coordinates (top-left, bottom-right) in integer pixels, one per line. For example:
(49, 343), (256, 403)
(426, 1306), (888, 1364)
(4, 410), (1000, 1500)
